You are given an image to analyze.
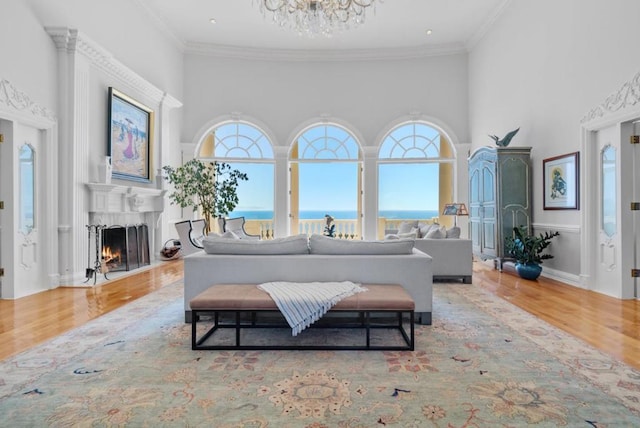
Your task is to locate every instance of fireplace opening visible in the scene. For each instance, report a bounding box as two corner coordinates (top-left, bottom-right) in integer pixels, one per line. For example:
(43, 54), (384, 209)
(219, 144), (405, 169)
(102, 224), (150, 272)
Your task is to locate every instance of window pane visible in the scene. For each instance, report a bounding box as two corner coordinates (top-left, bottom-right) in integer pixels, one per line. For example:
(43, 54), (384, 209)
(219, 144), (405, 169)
(227, 162), (274, 220)
(298, 163), (358, 216)
(378, 163), (439, 219)
(19, 144), (35, 233)
(601, 146), (616, 237)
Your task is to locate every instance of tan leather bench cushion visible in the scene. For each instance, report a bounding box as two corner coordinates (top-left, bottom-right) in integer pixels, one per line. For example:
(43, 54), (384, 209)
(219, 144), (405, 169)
(190, 284), (415, 311)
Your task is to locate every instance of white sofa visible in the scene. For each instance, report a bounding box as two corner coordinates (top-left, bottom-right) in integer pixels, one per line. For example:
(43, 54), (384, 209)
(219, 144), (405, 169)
(386, 221), (472, 283)
(413, 239), (472, 283)
(183, 234), (433, 325)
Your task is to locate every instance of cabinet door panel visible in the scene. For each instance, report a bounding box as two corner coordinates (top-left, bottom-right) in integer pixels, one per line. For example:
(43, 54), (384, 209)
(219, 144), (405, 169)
(483, 222), (496, 254)
(470, 169), (480, 203)
(482, 167), (495, 204)
(500, 158), (529, 207)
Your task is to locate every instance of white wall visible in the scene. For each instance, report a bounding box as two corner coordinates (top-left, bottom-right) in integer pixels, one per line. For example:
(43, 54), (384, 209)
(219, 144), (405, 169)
(1, 1), (58, 111)
(469, 0), (640, 277)
(183, 52), (470, 237)
(26, 0), (184, 98)
(183, 53), (469, 148)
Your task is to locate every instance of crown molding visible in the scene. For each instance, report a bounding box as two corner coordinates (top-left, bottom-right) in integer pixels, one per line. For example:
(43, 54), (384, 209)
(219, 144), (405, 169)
(185, 41), (466, 62)
(581, 70), (640, 124)
(45, 27), (182, 109)
(465, 0), (512, 51)
(0, 78), (56, 123)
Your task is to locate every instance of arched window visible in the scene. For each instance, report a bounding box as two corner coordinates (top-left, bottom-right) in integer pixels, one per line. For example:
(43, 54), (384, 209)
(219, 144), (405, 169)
(197, 121), (274, 237)
(377, 122), (456, 238)
(289, 123), (362, 239)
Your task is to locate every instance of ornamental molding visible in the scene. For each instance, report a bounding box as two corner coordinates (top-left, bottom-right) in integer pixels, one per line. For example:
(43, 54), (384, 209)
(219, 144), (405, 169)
(581, 70), (640, 123)
(45, 27), (182, 109)
(185, 40), (466, 62)
(0, 79), (56, 123)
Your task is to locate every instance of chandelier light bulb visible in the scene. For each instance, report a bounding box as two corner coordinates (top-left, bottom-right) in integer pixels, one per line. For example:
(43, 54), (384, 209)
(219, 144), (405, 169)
(257, 0), (380, 37)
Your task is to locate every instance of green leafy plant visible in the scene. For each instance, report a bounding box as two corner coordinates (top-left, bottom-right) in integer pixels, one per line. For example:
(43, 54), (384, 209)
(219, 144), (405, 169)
(162, 159), (248, 233)
(504, 225), (560, 265)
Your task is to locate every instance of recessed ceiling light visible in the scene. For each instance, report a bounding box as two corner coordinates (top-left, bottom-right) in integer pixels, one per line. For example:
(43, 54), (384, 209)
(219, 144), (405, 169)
(209, 18), (217, 24)
(425, 29), (433, 36)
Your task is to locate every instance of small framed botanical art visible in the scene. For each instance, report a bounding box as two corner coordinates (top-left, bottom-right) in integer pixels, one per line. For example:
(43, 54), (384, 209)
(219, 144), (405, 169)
(107, 87), (154, 182)
(543, 151), (579, 210)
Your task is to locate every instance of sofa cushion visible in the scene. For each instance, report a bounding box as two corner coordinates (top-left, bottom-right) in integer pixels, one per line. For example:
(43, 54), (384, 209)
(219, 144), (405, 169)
(398, 220), (419, 234)
(202, 233), (309, 255)
(309, 234), (414, 255)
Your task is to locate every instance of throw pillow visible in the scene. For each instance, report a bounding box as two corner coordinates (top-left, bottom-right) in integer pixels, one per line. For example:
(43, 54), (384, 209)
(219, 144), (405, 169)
(397, 220), (419, 234)
(419, 223), (431, 238)
(309, 234), (415, 255)
(384, 234), (400, 240)
(425, 225), (446, 239)
(446, 226), (461, 239)
(221, 230), (240, 239)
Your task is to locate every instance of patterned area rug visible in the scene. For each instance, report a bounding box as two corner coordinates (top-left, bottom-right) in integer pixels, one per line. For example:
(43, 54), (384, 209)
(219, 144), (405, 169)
(1, 281), (640, 427)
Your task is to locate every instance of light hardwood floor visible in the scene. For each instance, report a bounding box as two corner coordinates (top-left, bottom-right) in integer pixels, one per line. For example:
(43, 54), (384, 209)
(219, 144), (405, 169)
(1, 258), (639, 370)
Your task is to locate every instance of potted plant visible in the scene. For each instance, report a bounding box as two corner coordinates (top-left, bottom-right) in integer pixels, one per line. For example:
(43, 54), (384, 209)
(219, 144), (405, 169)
(504, 225), (560, 280)
(162, 159), (248, 233)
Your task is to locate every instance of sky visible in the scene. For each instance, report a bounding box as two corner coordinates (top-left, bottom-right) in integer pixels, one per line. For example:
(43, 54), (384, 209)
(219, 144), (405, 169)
(231, 161), (439, 212)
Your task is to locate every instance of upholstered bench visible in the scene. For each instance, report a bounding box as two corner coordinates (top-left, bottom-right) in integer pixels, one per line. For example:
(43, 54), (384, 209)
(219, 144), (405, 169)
(190, 284), (415, 351)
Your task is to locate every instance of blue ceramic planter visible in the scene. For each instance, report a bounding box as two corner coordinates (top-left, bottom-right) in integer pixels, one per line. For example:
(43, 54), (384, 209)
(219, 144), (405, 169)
(515, 262), (542, 280)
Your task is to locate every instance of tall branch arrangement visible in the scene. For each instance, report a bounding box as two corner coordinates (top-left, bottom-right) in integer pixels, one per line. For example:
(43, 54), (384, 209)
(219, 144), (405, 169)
(162, 159), (248, 233)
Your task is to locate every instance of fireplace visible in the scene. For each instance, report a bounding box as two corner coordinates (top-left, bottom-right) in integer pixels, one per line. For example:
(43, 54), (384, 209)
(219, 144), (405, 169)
(102, 224), (150, 272)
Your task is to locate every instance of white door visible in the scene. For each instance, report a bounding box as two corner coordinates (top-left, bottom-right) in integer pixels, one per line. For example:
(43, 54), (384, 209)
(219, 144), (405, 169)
(590, 125), (621, 296)
(15, 123), (45, 297)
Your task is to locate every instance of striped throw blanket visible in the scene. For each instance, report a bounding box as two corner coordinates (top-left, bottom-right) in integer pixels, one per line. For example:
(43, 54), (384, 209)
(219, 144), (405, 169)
(257, 281), (368, 336)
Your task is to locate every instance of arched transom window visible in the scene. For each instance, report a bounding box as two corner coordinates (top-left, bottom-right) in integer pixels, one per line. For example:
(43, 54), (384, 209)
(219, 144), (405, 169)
(200, 122), (274, 160)
(379, 123), (444, 160)
(295, 124), (360, 160)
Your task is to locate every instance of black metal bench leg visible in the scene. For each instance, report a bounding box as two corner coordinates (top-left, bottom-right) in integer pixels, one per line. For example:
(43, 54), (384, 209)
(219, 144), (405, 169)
(235, 311), (241, 347)
(365, 311), (370, 349)
(191, 311), (197, 350)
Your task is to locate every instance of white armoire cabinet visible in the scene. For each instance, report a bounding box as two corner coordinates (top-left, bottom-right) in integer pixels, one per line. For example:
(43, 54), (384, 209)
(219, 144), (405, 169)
(468, 146), (532, 268)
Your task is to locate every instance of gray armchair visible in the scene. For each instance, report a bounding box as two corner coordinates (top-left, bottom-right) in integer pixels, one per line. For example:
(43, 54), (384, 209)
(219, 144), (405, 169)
(174, 220), (206, 255)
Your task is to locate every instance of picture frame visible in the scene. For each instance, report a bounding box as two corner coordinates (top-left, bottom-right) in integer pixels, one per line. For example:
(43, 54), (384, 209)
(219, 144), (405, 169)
(107, 87), (154, 182)
(543, 151), (579, 210)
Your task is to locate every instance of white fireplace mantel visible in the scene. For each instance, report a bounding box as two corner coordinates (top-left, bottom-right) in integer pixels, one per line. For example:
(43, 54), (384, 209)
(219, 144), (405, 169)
(86, 183), (166, 214)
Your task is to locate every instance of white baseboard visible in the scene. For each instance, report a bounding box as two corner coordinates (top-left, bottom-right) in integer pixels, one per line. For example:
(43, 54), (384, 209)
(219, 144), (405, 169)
(540, 266), (582, 288)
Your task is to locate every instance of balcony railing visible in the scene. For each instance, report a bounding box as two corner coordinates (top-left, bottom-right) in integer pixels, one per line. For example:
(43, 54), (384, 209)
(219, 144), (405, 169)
(244, 216), (439, 240)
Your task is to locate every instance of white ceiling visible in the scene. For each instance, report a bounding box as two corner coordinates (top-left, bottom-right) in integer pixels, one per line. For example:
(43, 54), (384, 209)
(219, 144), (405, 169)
(138, 0), (509, 54)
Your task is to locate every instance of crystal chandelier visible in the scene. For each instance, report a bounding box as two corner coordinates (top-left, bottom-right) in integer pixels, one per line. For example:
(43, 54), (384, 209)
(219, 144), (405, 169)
(257, 0), (379, 37)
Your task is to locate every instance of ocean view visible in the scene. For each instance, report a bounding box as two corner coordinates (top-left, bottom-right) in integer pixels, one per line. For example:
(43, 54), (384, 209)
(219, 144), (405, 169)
(229, 210), (440, 220)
